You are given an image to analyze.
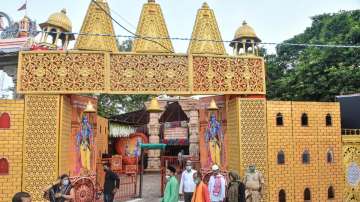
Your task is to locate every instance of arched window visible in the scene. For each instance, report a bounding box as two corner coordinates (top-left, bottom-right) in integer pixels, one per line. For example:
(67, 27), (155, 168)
(0, 158), (9, 175)
(328, 186), (335, 199)
(276, 113), (284, 126)
(302, 150), (310, 164)
(326, 114), (332, 126)
(279, 189), (286, 202)
(327, 149), (334, 163)
(304, 188), (311, 201)
(277, 150), (285, 165)
(301, 113), (308, 126)
(0, 112), (10, 129)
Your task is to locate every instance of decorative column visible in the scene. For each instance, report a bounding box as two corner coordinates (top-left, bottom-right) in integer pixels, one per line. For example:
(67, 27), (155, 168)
(23, 95), (61, 201)
(147, 112), (161, 171)
(189, 110), (200, 160)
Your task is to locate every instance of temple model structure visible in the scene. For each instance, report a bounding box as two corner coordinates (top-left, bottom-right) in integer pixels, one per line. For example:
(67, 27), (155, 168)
(0, 0), (359, 201)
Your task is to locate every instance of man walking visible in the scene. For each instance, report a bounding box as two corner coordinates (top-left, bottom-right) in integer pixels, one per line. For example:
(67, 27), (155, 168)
(162, 165), (179, 202)
(179, 160), (197, 202)
(208, 164), (226, 202)
(103, 162), (120, 202)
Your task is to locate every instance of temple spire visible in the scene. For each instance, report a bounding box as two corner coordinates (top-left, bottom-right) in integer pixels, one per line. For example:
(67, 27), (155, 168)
(132, 0), (174, 53)
(75, 0), (118, 52)
(188, 2), (226, 55)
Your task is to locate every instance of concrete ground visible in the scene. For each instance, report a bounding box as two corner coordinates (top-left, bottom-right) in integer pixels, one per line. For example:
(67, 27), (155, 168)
(123, 173), (162, 202)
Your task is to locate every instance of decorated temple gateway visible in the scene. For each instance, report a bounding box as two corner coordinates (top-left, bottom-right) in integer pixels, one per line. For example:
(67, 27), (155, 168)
(0, 0), (359, 201)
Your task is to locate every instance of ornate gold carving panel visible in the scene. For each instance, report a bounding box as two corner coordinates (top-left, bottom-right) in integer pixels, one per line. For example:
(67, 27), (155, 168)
(110, 53), (189, 93)
(132, 2), (174, 53)
(238, 99), (268, 200)
(74, 0), (118, 52)
(188, 3), (226, 55)
(238, 99), (267, 175)
(17, 52), (265, 95)
(17, 52), (106, 93)
(23, 95), (60, 201)
(193, 56), (265, 94)
(343, 137), (360, 202)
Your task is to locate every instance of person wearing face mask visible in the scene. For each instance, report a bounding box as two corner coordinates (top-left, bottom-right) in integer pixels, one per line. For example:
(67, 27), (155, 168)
(191, 170), (210, 202)
(43, 174), (75, 202)
(179, 160), (197, 202)
(162, 165), (179, 202)
(208, 164), (226, 202)
(103, 162), (120, 202)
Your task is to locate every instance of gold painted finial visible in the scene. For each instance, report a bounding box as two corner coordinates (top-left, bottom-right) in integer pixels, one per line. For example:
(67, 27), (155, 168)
(75, 0), (118, 52)
(84, 101), (96, 113)
(147, 97), (162, 113)
(208, 98), (219, 111)
(202, 2), (209, 8)
(188, 1), (226, 55)
(132, 0), (174, 53)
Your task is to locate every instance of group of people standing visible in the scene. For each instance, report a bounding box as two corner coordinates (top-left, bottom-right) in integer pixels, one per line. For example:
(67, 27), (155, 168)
(41, 162), (120, 202)
(163, 160), (262, 202)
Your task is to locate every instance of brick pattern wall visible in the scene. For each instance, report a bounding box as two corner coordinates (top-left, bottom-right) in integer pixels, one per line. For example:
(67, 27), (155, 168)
(267, 101), (343, 202)
(267, 101), (295, 202)
(59, 95), (72, 175)
(0, 100), (24, 202)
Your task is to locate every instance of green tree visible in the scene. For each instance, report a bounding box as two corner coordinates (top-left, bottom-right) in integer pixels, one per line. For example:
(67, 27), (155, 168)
(97, 39), (150, 117)
(266, 10), (360, 101)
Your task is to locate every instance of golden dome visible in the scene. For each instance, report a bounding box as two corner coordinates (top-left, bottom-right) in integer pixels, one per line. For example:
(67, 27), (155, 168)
(40, 9), (72, 32)
(233, 21), (260, 42)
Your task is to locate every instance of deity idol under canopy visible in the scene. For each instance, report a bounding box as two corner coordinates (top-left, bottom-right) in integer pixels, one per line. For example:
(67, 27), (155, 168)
(205, 114), (224, 167)
(76, 115), (93, 171)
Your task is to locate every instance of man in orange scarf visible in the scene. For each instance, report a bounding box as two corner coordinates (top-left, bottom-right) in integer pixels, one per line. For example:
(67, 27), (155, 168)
(191, 170), (210, 202)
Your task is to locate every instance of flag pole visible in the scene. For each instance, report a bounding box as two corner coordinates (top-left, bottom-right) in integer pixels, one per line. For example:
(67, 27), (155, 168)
(25, 0), (28, 16)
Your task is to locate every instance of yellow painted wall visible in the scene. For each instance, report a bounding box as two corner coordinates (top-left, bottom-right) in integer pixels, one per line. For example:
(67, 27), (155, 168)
(266, 101), (294, 202)
(59, 95), (72, 175)
(267, 101), (343, 202)
(227, 98), (240, 172)
(0, 100), (24, 202)
(95, 115), (109, 187)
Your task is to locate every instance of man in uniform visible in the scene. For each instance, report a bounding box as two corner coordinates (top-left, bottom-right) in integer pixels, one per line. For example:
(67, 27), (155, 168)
(244, 165), (264, 202)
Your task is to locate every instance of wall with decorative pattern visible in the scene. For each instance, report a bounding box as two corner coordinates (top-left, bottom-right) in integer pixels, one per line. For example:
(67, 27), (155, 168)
(23, 95), (60, 201)
(267, 101), (343, 202)
(226, 98), (268, 200)
(343, 135), (360, 201)
(0, 100), (24, 202)
(17, 52), (265, 95)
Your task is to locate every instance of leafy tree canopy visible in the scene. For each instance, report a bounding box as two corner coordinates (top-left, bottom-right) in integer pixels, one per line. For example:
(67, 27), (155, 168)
(266, 10), (360, 101)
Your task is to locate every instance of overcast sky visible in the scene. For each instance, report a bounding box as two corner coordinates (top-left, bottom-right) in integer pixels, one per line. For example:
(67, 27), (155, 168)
(1, 0), (359, 96)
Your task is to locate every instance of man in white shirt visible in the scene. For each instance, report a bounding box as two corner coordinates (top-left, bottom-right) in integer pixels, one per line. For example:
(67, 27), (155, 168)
(208, 164), (226, 202)
(179, 160), (197, 202)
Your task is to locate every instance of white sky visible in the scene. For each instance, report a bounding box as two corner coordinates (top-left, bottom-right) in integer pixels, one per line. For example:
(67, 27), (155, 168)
(1, 0), (359, 96)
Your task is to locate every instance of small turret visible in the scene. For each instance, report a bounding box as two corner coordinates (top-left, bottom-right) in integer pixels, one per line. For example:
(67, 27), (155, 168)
(230, 21), (261, 56)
